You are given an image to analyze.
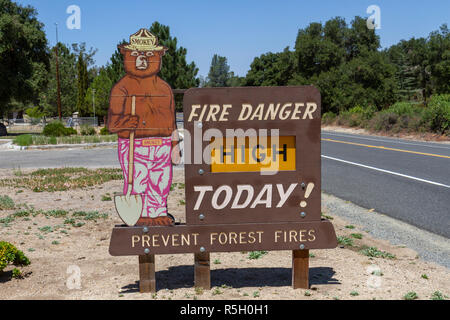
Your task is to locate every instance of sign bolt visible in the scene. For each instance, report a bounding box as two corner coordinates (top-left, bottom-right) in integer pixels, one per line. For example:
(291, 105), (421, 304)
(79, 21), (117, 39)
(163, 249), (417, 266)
(299, 244), (305, 250)
(300, 212), (306, 218)
(197, 122), (203, 129)
(199, 214), (205, 220)
(143, 226), (149, 233)
(144, 248), (150, 254)
(200, 247), (206, 253)
(198, 169), (204, 175)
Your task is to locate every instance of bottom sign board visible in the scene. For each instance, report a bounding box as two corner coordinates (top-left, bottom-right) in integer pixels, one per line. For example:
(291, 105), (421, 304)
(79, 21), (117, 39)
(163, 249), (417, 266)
(109, 220), (337, 256)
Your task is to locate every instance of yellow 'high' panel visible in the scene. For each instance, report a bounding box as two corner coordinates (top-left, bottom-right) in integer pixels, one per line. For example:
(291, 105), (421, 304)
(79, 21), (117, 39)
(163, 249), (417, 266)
(211, 136), (296, 173)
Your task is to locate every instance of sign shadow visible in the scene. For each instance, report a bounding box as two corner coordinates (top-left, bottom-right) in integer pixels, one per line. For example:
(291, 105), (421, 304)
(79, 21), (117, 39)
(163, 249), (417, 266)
(120, 265), (339, 293)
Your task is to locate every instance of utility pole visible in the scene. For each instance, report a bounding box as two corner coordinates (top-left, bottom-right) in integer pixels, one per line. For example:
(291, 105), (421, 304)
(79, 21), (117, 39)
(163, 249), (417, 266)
(55, 23), (62, 121)
(92, 88), (96, 127)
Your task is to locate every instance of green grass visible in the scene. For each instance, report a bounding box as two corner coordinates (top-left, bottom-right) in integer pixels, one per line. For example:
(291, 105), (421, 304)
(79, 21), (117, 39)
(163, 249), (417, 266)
(0, 167), (123, 192)
(13, 134), (117, 146)
(345, 225), (355, 229)
(13, 134), (33, 147)
(360, 246), (396, 259)
(350, 233), (363, 239)
(350, 291), (359, 297)
(72, 211), (108, 221)
(421, 274), (429, 280)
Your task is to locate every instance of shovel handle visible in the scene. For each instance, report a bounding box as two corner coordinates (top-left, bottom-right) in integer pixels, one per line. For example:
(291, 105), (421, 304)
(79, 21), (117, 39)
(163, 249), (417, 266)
(128, 96), (136, 190)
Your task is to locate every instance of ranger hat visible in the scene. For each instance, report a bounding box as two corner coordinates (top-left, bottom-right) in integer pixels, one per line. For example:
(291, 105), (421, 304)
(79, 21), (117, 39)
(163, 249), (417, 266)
(120, 28), (167, 52)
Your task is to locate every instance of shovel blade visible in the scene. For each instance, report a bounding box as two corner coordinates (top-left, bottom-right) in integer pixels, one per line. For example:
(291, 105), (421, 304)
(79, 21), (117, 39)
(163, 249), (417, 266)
(114, 194), (143, 226)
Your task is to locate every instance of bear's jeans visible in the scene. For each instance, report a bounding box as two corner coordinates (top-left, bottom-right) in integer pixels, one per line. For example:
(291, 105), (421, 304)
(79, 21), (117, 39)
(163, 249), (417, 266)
(118, 137), (172, 218)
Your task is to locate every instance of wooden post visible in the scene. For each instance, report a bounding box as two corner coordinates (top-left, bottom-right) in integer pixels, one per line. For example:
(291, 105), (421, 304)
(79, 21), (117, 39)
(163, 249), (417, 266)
(194, 252), (211, 290)
(139, 254), (156, 293)
(292, 249), (309, 289)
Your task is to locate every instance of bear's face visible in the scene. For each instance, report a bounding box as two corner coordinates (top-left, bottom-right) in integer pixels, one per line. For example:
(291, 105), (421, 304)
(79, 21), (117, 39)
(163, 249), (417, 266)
(121, 48), (164, 78)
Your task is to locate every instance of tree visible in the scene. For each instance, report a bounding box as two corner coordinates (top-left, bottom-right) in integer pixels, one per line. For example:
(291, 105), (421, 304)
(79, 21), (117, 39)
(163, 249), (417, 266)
(149, 22), (199, 110)
(206, 54), (231, 87)
(149, 22), (199, 89)
(345, 16), (380, 60)
(85, 68), (113, 123)
(428, 24), (450, 94)
(39, 43), (78, 117)
(386, 44), (420, 101)
(244, 47), (295, 86)
(0, 0), (50, 118)
(311, 49), (397, 113)
(105, 42), (126, 85)
(294, 19), (346, 79)
(76, 53), (89, 116)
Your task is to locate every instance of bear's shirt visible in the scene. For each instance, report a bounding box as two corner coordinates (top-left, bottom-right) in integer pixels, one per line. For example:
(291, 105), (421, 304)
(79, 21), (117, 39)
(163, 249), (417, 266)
(108, 75), (176, 139)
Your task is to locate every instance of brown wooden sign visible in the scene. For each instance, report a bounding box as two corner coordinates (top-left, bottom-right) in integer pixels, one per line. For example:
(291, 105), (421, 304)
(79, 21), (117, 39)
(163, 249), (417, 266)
(183, 86), (323, 225)
(110, 220), (336, 255)
(109, 84), (337, 292)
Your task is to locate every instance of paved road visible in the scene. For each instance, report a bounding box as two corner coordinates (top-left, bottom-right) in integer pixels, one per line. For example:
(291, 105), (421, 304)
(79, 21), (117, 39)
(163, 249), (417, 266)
(322, 131), (450, 238)
(0, 131), (449, 238)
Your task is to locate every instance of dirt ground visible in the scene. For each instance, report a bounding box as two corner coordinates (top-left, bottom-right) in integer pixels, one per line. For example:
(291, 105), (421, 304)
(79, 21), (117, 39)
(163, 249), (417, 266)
(0, 168), (448, 300)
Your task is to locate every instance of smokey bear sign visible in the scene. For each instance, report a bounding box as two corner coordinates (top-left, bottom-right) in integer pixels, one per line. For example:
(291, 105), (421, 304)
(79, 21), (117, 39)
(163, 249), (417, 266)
(108, 28), (336, 292)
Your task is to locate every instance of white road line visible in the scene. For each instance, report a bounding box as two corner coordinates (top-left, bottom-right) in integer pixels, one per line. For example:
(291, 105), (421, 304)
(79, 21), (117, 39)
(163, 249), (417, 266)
(322, 131), (450, 150)
(322, 155), (450, 189)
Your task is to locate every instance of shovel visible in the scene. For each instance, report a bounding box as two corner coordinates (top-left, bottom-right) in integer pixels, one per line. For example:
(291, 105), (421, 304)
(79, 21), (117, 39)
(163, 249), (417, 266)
(114, 95), (143, 226)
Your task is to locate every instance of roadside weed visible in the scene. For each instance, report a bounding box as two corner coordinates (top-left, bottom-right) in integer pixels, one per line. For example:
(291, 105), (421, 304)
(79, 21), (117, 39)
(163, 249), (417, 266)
(337, 236), (354, 246)
(248, 251), (268, 260)
(403, 291), (418, 300)
(360, 246), (396, 259)
(0, 195), (15, 210)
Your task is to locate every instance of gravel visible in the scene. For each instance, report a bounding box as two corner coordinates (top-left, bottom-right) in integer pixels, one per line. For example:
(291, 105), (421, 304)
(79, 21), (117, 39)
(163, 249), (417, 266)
(322, 192), (450, 269)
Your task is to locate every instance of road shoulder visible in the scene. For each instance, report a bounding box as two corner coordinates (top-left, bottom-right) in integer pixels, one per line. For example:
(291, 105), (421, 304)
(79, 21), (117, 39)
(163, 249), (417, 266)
(322, 192), (450, 269)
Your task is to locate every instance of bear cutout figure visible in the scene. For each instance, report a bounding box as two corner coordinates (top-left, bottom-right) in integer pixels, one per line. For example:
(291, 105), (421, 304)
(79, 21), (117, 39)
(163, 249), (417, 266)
(108, 28), (180, 226)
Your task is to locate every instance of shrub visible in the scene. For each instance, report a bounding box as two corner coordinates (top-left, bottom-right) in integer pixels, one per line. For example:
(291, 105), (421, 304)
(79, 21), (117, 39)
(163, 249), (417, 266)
(386, 102), (423, 116)
(338, 105), (375, 127)
(13, 134), (33, 146)
(359, 246), (396, 259)
(99, 127), (110, 135)
(368, 112), (398, 131)
(403, 291), (418, 300)
(0, 195), (15, 210)
(423, 94), (450, 134)
(0, 241), (30, 273)
(43, 121), (76, 137)
(322, 112), (336, 124)
(65, 127), (78, 135)
(80, 125), (96, 136)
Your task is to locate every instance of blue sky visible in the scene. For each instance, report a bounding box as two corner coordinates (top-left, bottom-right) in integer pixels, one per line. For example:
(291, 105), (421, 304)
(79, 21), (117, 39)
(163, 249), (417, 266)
(17, 0), (450, 78)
